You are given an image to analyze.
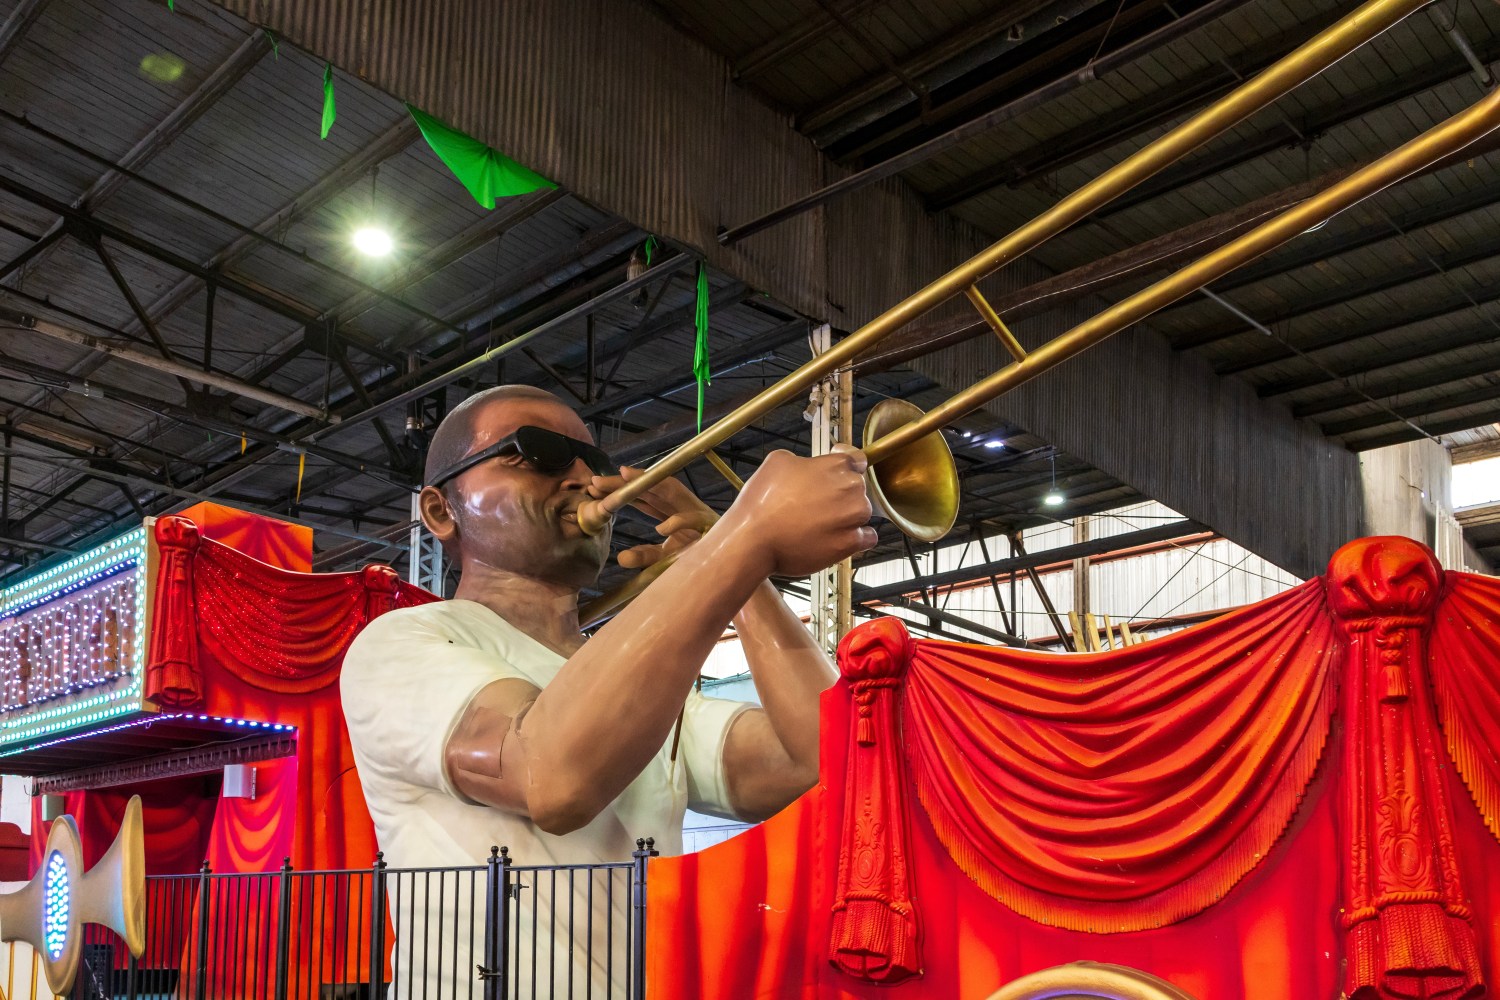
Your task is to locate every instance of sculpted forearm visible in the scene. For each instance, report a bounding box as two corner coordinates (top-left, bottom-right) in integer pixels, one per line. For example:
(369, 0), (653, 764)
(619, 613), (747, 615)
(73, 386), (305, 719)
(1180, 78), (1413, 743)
(733, 581), (836, 777)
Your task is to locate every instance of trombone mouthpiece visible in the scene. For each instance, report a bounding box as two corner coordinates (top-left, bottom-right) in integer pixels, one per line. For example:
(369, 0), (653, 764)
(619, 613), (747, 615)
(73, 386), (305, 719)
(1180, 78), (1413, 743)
(575, 499), (613, 536)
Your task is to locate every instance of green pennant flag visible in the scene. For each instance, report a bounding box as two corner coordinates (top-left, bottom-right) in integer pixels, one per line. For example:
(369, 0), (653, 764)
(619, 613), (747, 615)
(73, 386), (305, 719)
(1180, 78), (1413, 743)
(264, 29), (279, 59)
(320, 63), (336, 139)
(643, 234), (659, 266)
(406, 104), (556, 208)
(694, 263), (711, 432)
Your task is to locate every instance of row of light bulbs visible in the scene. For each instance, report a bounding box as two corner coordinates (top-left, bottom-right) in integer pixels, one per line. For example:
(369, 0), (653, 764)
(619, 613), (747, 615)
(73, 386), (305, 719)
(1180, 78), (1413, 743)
(0, 576), (137, 710)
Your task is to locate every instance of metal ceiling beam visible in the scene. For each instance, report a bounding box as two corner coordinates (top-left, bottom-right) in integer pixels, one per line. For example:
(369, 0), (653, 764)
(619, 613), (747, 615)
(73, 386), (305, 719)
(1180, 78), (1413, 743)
(1174, 231), (1500, 352)
(922, 5), (1340, 212)
(831, 0), (1181, 165)
(732, 0), (889, 81)
(866, 143), (1500, 373)
(0, 349), (404, 481)
(1236, 285), (1500, 383)
(326, 188), (567, 326)
(4, 29), (271, 290)
(1346, 403), (1500, 451)
(389, 220), (639, 351)
(0, 116), (422, 435)
(1159, 165), (1500, 305)
(315, 254), (697, 442)
(1321, 381), (1500, 437)
(2, 309), (331, 421)
(1255, 313), (1500, 398)
(127, 116), (422, 355)
(1095, 35), (1500, 220)
(0, 0), (48, 68)
(0, 174), (339, 331)
(2, 114), (470, 351)
(536, 283), (754, 402)
(1292, 351), (1500, 419)
(798, 0), (1088, 141)
(577, 316), (809, 421)
(857, 168), (1346, 372)
(718, 0), (1249, 245)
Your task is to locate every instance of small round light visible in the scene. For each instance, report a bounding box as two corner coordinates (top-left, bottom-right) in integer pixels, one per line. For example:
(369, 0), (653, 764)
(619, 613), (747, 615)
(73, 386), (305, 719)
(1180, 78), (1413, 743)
(1043, 491), (1065, 507)
(351, 227), (394, 257)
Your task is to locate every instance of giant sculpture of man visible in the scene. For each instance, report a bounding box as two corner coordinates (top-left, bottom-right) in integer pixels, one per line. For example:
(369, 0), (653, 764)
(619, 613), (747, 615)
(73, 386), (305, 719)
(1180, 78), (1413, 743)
(342, 384), (875, 997)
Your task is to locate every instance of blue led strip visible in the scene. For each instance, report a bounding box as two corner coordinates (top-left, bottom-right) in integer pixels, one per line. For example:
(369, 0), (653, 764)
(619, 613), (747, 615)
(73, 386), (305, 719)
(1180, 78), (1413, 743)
(0, 713), (297, 759)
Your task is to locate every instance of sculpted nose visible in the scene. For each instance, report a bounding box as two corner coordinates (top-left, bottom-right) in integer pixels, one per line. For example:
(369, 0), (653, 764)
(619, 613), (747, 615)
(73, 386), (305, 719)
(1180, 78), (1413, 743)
(558, 458), (592, 493)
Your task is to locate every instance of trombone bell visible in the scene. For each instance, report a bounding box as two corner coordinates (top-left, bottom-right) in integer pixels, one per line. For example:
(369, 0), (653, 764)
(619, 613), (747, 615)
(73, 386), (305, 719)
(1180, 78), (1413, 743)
(862, 399), (959, 544)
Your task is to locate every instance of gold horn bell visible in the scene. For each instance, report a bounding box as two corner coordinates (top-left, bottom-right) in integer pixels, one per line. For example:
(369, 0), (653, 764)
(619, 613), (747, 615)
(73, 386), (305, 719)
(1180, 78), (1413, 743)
(0, 794), (146, 995)
(862, 399), (958, 544)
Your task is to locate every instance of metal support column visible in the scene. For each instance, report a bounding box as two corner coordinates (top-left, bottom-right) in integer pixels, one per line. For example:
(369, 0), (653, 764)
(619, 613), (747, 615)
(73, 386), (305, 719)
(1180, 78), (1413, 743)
(408, 492), (445, 595)
(807, 324), (854, 655)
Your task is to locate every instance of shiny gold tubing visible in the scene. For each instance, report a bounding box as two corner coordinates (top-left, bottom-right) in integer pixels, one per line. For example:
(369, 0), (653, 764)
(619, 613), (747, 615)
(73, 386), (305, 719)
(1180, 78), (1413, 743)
(573, 0), (1430, 536)
(863, 85), (1500, 464)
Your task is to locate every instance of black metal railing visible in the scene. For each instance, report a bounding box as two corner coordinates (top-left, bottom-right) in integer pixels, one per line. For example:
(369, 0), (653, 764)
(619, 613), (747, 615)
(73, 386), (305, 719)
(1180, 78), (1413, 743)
(74, 839), (658, 1000)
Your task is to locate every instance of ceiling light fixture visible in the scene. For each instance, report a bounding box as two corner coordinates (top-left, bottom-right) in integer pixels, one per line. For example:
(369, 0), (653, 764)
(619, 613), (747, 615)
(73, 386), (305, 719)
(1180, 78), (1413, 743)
(1044, 453), (1065, 507)
(352, 226), (393, 257)
(984, 438), (1005, 449)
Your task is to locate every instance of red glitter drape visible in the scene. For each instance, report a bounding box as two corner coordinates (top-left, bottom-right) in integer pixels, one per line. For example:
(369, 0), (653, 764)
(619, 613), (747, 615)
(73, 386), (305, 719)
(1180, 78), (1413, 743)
(647, 536), (1500, 999)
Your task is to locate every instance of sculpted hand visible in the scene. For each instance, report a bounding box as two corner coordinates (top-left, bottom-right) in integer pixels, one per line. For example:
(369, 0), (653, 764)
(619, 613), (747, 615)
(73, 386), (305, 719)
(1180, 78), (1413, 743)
(719, 444), (877, 578)
(589, 466), (718, 569)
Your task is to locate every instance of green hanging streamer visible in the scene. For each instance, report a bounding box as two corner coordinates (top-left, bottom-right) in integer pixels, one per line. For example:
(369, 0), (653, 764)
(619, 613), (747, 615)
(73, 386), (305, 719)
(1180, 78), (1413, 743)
(264, 29), (279, 59)
(643, 235), (659, 266)
(320, 63), (336, 139)
(406, 104), (556, 208)
(693, 263), (711, 432)
(167, 0), (174, 10)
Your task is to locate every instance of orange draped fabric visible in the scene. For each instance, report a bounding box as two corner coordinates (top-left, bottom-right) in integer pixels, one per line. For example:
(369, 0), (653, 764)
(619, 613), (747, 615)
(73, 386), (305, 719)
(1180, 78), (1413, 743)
(648, 537), (1500, 1000)
(902, 579), (1336, 930)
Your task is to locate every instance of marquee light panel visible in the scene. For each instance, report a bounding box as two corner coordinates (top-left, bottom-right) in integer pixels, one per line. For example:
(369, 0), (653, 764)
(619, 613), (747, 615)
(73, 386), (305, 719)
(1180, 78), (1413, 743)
(0, 528), (149, 746)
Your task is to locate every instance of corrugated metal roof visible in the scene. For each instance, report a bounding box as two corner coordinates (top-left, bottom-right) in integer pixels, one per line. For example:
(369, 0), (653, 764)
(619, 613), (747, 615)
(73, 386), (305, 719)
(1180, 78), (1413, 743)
(661, 0), (1500, 454)
(0, 0), (1138, 594)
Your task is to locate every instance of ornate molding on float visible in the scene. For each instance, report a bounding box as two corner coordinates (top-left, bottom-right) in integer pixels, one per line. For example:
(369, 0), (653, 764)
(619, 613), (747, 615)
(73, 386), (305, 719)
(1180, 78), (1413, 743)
(1325, 536), (1482, 1000)
(32, 726), (298, 794)
(829, 617), (920, 984)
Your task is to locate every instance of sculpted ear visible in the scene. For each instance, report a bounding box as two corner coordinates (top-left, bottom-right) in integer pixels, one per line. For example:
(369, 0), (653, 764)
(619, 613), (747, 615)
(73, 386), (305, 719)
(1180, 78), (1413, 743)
(419, 485), (459, 549)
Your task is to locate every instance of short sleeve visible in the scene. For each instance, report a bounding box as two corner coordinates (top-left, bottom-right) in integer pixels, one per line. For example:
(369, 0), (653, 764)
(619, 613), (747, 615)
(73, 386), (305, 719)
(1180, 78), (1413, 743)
(341, 607), (527, 800)
(679, 690), (753, 818)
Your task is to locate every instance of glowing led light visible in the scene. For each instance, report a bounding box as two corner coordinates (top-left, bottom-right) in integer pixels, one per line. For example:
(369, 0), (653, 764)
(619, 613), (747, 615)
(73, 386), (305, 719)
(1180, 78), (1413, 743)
(139, 52), (186, 84)
(352, 226), (393, 257)
(983, 439), (1006, 450)
(43, 851), (69, 959)
(1043, 491), (1066, 507)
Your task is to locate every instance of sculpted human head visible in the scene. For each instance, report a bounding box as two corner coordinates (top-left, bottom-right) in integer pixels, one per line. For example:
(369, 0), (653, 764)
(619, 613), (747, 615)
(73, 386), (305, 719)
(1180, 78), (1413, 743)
(418, 386), (612, 590)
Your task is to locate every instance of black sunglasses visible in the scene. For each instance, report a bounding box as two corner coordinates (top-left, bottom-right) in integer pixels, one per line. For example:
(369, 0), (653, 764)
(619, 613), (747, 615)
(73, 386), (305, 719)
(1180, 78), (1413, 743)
(428, 425), (615, 488)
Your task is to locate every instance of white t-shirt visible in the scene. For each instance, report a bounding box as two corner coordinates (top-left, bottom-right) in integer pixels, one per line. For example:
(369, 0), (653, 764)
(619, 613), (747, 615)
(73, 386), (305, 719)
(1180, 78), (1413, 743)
(341, 599), (749, 1000)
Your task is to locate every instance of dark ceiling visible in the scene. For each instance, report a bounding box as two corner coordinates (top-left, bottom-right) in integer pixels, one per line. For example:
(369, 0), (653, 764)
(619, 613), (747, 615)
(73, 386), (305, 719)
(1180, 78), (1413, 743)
(656, 0), (1500, 453)
(0, 0), (1141, 602)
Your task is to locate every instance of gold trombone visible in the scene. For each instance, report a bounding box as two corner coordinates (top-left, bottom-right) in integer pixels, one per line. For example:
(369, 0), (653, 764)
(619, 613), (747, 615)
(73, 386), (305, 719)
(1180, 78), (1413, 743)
(577, 0), (1496, 622)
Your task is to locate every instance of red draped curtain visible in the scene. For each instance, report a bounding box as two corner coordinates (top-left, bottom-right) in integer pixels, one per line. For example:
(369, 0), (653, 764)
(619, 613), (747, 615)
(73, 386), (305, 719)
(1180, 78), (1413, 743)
(648, 536), (1500, 1000)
